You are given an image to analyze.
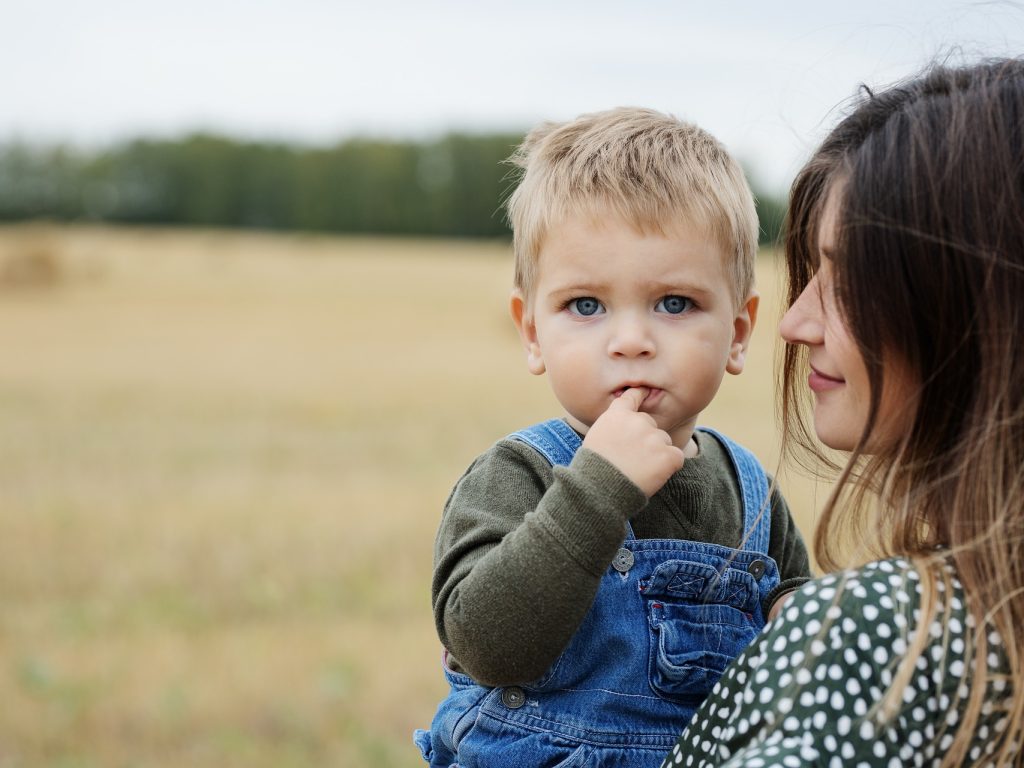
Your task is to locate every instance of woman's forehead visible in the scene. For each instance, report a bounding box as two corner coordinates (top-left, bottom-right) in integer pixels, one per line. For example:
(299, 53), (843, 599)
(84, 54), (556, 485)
(817, 178), (848, 256)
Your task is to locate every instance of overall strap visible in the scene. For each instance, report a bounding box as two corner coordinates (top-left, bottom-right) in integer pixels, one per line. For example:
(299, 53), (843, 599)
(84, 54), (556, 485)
(508, 418), (582, 467)
(696, 427), (771, 555)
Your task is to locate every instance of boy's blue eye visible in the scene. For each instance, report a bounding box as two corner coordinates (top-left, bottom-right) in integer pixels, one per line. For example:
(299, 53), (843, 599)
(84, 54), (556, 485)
(656, 295), (691, 314)
(568, 297), (604, 316)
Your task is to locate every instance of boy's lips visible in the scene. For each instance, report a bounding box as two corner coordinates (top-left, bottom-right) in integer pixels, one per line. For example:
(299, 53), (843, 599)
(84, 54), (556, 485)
(612, 385), (664, 404)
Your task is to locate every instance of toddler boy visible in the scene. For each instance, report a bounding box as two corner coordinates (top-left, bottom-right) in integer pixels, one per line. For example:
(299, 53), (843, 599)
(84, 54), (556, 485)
(414, 107), (810, 767)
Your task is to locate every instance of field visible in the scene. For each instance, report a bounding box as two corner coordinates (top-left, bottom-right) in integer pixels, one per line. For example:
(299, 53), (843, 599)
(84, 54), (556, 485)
(0, 224), (827, 767)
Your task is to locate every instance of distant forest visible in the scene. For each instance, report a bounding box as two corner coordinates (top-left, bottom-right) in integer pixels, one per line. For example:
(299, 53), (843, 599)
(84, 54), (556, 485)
(0, 133), (787, 244)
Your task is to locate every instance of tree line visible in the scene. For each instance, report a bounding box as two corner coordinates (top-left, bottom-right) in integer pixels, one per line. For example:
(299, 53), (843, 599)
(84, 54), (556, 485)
(0, 134), (786, 243)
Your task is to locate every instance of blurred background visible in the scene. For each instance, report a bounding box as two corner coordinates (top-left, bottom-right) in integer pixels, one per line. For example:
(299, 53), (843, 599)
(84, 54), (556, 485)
(2, 2), (1023, 765)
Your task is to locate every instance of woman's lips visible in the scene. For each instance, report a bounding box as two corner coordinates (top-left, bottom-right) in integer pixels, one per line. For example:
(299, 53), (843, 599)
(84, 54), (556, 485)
(808, 366), (844, 393)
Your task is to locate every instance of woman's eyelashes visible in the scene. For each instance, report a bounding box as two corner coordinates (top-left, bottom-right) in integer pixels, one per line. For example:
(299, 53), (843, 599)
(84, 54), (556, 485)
(564, 295), (693, 317)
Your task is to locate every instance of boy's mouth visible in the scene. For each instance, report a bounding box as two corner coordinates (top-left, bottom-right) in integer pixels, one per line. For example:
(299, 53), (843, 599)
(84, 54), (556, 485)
(613, 385), (663, 403)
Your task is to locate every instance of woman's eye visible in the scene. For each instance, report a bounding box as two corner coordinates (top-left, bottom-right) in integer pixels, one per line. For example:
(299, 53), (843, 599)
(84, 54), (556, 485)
(656, 295), (692, 314)
(568, 297), (604, 316)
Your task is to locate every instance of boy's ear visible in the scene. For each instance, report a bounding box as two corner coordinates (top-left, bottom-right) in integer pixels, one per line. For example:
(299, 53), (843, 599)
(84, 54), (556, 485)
(726, 292), (759, 376)
(510, 290), (545, 376)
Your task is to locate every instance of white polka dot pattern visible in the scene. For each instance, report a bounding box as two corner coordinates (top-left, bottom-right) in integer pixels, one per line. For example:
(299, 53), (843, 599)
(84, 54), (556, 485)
(661, 558), (1015, 767)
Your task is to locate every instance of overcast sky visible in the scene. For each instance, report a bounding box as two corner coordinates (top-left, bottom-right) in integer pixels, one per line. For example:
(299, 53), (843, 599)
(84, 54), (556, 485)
(7, 0), (1024, 193)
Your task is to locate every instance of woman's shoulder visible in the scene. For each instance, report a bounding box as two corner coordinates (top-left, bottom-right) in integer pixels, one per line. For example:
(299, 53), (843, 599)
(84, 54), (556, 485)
(670, 557), (978, 766)
(668, 554), (1011, 768)
(781, 556), (943, 625)
(770, 557), (973, 666)
(743, 555), (990, 736)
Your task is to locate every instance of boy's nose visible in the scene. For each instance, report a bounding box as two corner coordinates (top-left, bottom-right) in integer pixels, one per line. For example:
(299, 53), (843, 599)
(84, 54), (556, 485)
(607, 315), (655, 358)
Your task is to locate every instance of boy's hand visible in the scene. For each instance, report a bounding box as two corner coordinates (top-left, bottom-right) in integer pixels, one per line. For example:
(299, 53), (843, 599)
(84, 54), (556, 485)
(767, 589), (796, 622)
(581, 387), (686, 498)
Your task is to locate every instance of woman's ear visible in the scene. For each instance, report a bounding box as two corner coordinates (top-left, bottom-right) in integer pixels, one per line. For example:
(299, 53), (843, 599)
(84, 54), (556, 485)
(726, 292), (759, 375)
(510, 290), (545, 375)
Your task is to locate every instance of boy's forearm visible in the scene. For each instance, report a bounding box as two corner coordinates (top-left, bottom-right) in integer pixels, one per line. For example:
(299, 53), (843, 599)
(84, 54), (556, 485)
(434, 447), (646, 687)
(767, 490), (813, 582)
(762, 488), (813, 618)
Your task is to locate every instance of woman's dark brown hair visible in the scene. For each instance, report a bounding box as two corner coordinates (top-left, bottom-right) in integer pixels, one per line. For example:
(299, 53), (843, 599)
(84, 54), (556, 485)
(782, 59), (1024, 765)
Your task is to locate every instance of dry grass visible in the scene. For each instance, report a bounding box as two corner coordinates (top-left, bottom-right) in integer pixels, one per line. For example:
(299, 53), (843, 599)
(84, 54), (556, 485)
(0, 223), (829, 767)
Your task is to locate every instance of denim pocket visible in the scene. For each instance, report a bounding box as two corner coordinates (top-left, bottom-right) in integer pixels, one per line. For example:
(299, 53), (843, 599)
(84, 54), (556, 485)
(550, 742), (595, 768)
(647, 600), (758, 700)
(427, 667), (490, 760)
(456, 715), (595, 768)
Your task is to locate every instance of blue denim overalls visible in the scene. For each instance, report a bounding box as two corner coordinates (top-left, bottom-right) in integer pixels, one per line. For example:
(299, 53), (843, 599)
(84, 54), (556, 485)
(415, 419), (780, 767)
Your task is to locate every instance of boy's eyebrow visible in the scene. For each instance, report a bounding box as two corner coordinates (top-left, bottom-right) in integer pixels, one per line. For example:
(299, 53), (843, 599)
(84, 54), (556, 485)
(545, 277), (717, 298)
(547, 280), (611, 294)
(542, 278), (619, 297)
(645, 278), (713, 294)
(635, 277), (721, 300)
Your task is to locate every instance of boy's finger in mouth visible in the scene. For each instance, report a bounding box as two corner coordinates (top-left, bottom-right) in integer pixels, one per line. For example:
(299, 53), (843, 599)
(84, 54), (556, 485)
(612, 386), (663, 406)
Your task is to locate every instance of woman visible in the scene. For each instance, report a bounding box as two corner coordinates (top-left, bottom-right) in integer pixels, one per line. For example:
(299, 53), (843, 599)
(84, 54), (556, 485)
(664, 59), (1024, 766)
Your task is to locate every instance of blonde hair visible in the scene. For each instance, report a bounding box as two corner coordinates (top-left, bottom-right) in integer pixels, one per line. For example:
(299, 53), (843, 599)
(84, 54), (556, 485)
(783, 60), (1024, 765)
(505, 107), (758, 303)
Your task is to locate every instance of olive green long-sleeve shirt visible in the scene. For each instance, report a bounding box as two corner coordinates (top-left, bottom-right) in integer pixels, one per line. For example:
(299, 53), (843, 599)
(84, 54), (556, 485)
(432, 428), (811, 687)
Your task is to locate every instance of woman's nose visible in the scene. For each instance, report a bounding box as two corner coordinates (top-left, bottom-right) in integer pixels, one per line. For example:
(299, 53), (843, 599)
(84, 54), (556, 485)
(779, 275), (824, 347)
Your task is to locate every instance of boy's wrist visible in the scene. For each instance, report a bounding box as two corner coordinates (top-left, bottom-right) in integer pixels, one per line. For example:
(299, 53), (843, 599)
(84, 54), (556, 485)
(543, 449), (647, 573)
(570, 448), (648, 513)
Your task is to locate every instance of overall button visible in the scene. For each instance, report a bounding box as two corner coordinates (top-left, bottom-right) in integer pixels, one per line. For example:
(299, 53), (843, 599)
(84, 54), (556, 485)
(612, 548), (634, 573)
(501, 686), (526, 709)
(748, 559), (766, 579)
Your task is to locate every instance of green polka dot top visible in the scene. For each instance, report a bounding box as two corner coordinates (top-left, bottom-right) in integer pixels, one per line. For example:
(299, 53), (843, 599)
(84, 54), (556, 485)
(663, 558), (1016, 767)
